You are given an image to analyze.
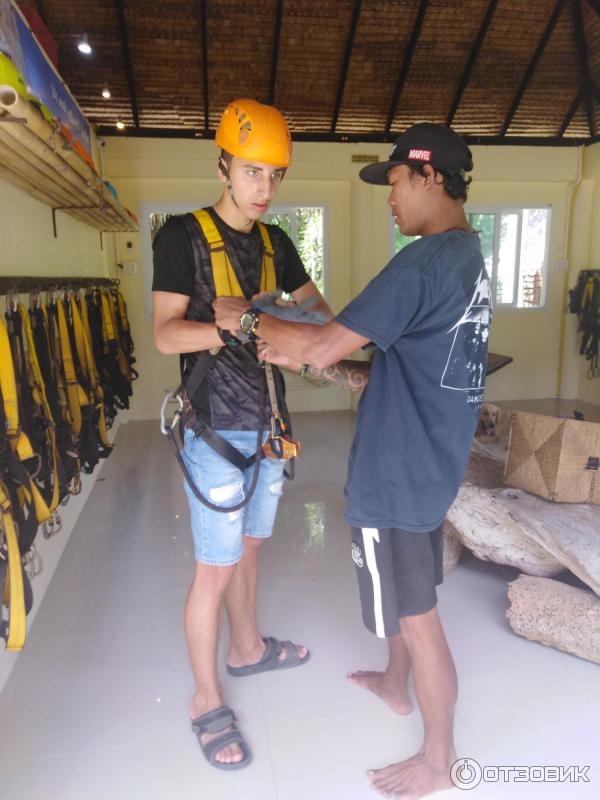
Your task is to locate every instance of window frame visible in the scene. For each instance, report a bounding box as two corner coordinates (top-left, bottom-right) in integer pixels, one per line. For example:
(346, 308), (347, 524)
(265, 203), (328, 298)
(466, 204), (552, 311)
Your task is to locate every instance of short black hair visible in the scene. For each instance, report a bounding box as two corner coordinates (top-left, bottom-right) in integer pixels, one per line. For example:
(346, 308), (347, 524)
(408, 164), (471, 202)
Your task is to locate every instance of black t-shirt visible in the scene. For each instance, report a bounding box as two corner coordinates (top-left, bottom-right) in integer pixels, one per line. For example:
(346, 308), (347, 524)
(152, 213), (309, 296)
(152, 208), (311, 430)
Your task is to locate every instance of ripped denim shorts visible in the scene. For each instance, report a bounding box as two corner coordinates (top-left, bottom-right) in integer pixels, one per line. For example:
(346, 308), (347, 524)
(182, 428), (286, 566)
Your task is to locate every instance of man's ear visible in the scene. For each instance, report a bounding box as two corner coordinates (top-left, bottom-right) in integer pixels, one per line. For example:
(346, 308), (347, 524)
(422, 163), (438, 188)
(217, 158), (228, 184)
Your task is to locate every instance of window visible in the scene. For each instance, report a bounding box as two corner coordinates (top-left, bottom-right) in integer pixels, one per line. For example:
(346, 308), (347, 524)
(265, 206), (325, 295)
(468, 208), (550, 308)
(392, 207), (551, 309)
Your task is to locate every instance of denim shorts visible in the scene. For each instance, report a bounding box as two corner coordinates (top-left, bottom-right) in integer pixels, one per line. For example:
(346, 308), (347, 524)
(182, 428), (286, 566)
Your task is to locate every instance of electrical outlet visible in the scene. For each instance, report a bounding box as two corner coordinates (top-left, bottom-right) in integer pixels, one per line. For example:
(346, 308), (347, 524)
(122, 260), (137, 274)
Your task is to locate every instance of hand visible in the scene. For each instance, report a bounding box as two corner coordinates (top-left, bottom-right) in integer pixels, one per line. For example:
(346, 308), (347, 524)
(213, 297), (250, 331)
(257, 342), (303, 372)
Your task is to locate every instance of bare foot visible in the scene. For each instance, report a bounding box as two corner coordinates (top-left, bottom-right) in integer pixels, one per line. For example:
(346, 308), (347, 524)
(347, 670), (413, 715)
(368, 752), (455, 799)
(190, 700), (244, 766)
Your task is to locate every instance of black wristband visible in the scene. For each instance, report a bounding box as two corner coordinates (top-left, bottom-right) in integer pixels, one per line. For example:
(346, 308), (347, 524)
(217, 327), (240, 347)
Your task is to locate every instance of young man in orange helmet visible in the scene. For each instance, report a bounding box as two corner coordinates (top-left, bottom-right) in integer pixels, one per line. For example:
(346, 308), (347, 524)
(152, 99), (330, 770)
(215, 123), (491, 797)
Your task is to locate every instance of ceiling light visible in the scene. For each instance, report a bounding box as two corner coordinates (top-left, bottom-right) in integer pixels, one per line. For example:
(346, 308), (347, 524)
(116, 120), (125, 130)
(77, 34), (92, 55)
(102, 84), (111, 99)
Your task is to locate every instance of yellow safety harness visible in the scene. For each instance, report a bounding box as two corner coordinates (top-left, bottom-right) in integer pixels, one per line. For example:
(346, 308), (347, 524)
(161, 210), (299, 515)
(0, 282), (136, 650)
(192, 209), (277, 296)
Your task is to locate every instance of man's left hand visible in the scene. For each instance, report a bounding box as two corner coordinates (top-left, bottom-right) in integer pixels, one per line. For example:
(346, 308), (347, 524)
(213, 297), (251, 331)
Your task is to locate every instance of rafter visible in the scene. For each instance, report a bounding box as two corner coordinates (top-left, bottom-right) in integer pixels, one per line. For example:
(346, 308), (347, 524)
(558, 90), (581, 136)
(267, 0), (284, 105)
(197, 0), (209, 134)
(572, 0), (596, 137)
(501, 0), (565, 135)
(585, 0), (600, 16)
(385, 0), (428, 134)
(115, 0), (139, 128)
(330, 0), (362, 133)
(447, 0), (498, 126)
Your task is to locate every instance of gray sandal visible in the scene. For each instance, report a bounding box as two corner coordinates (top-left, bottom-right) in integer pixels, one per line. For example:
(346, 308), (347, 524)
(191, 705), (252, 771)
(226, 636), (310, 677)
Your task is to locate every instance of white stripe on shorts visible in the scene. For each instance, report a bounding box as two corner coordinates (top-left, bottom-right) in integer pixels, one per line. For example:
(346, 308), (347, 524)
(362, 527), (385, 638)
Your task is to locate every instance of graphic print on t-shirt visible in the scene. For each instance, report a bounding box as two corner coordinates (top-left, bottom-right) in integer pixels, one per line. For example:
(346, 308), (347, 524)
(441, 269), (491, 394)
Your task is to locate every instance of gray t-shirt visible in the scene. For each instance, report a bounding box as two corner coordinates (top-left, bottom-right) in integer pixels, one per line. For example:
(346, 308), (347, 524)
(337, 230), (491, 532)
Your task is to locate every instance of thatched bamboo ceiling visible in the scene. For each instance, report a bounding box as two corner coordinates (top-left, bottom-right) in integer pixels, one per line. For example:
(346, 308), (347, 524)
(19, 0), (600, 143)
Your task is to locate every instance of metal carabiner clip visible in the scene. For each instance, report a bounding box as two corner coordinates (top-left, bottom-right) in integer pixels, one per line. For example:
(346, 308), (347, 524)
(160, 391), (184, 436)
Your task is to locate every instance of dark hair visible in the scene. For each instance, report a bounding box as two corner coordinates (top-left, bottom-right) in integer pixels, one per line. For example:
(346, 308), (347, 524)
(220, 149), (233, 166)
(408, 164), (471, 202)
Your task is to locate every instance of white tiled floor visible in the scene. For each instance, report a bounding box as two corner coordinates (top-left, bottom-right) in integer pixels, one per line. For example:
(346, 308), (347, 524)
(1, 410), (599, 800)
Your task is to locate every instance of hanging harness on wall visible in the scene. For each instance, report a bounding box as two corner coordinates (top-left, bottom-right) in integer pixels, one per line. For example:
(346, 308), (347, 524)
(568, 270), (600, 379)
(161, 210), (300, 513)
(0, 281), (137, 651)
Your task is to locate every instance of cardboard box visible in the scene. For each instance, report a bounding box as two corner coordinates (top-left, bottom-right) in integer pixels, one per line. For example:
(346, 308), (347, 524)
(504, 411), (600, 505)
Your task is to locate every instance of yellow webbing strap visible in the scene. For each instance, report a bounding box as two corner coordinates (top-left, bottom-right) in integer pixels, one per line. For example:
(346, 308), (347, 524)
(69, 296), (88, 385)
(0, 483), (26, 651)
(79, 297), (112, 451)
(116, 291), (130, 333)
(0, 318), (43, 477)
(192, 209), (276, 297)
(56, 299), (85, 435)
(107, 291), (132, 381)
(17, 305), (60, 514)
(100, 291), (117, 345)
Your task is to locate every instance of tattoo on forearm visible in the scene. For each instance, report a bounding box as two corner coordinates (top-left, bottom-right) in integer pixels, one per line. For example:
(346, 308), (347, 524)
(307, 360), (370, 392)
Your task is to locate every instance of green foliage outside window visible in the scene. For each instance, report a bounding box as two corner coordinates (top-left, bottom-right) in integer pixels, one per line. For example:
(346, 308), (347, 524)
(266, 207), (325, 294)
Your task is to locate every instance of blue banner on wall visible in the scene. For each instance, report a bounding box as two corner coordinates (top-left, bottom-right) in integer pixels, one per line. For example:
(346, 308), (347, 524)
(12, 5), (91, 156)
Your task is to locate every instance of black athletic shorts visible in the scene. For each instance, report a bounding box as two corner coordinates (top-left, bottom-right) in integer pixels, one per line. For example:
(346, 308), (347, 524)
(351, 524), (444, 638)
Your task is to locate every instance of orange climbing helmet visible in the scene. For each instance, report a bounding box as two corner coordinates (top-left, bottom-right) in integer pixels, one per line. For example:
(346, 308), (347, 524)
(215, 99), (292, 168)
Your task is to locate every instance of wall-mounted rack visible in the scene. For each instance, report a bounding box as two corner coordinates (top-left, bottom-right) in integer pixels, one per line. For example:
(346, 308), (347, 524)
(0, 276), (119, 295)
(0, 86), (137, 235)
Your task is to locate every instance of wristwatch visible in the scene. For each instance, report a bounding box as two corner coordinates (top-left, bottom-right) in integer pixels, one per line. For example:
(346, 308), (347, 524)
(239, 307), (262, 338)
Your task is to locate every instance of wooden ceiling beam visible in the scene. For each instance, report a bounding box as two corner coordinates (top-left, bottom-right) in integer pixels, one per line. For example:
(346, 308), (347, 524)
(197, 0), (209, 133)
(585, 0), (600, 15)
(115, 0), (139, 128)
(267, 0), (284, 105)
(96, 125), (598, 146)
(572, 0), (596, 137)
(501, 0), (566, 135)
(558, 90), (581, 136)
(447, 0), (498, 127)
(330, 0), (362, 133)
(385, 0), (428, 134)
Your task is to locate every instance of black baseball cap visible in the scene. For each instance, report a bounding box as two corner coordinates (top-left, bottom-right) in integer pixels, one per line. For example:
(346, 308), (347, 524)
(359, 123), (473, 185)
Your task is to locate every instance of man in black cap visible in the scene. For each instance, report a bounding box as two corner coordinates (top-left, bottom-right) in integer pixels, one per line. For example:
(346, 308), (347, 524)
(214, 123), (491, 798)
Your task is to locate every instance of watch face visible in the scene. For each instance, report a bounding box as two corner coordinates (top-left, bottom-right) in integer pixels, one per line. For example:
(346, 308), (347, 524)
(240, 310), (255, 333)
